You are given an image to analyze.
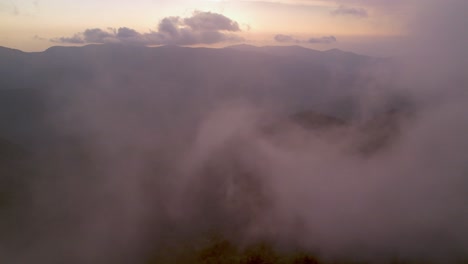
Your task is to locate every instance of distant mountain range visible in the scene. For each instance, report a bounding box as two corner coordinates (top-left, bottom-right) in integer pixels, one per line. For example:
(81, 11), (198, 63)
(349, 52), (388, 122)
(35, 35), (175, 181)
(0, 43), (405, 160)
(0, 43), (393, 131)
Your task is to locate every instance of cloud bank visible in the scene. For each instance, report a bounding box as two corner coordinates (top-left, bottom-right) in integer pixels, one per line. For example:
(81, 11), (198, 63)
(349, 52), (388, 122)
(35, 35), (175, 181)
(51, 11), (243, 46)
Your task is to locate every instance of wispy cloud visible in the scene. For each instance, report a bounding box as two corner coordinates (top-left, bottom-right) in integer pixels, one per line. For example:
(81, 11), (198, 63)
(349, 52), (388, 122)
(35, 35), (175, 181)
(330, 5), (368, 18)
(33, 35), (47, 41)
(308, 35), (337, 43)
(274, 34), (300, 43)
(12, 4), (19, 16)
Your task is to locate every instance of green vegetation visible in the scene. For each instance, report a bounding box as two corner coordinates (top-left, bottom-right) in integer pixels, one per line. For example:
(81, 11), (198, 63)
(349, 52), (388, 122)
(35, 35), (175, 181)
(146, 234), (468, 264)
(147, 235), (322, 264)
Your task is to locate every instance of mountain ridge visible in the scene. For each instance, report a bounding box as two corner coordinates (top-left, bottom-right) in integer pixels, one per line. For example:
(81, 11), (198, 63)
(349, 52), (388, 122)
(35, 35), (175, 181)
(0, 43), (361, 57)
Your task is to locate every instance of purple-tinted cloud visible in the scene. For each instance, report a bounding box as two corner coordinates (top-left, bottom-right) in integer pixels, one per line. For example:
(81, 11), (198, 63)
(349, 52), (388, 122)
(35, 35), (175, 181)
(274, 34), (337, 44)
(331, 5), (368, 18)
(82, 28), (116, 43)
(308, 35), (337, 44)
(51, 11), (243, 46)
(52, 34), (85, 44)
(274, 34), (300, 43)
(184, 11), (240, 32)
(116, 27), (140, 39)
(158, 17), (180, 37)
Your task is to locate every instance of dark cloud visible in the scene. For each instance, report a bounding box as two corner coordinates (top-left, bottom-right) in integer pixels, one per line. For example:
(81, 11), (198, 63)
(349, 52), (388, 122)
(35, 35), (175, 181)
(308, 35), (337, 44)
(331, 5), (368, 17)
(82, 28), (116, 43)
(51, 11), (243, 46)
(116, 27), (140, 39)
(184, 11), (240, 32)
(199, 30), (228, 44)
(158, 17), (180, 37)
(274, 34), (337, 44)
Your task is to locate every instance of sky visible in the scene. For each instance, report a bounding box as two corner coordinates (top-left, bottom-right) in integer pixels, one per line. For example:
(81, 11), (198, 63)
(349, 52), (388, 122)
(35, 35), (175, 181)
(0, 0), (412, 55)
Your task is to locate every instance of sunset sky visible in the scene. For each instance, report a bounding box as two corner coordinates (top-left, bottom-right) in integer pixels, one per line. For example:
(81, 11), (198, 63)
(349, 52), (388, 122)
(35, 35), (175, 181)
(0, 0), (444, 55)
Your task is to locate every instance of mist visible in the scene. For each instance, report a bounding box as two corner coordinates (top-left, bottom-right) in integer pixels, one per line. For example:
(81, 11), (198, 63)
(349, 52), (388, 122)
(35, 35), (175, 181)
(1, 0), (467, 263)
